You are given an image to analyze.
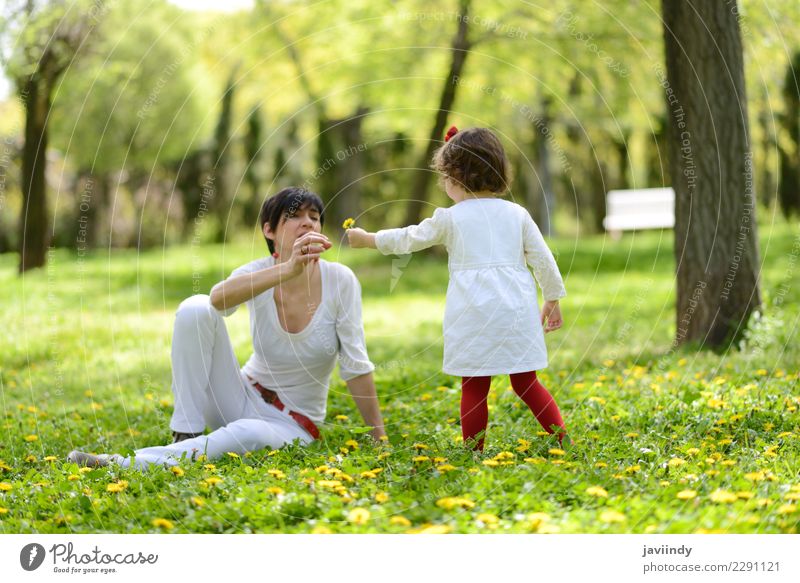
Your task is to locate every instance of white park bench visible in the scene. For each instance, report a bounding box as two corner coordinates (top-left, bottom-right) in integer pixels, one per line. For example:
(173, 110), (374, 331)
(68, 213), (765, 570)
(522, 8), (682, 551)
(603, 187), (675, 239)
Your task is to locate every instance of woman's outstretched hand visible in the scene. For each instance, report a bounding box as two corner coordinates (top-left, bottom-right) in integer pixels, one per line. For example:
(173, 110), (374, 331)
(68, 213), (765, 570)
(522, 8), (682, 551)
(541, 300), (563, 333)
(347, 228), (377, 249)
(287, 232), (332, 276)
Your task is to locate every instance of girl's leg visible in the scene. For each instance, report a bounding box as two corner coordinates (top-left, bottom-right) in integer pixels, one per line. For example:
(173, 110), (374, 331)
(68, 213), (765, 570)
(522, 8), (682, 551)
(114, 409), (313, 469)
(169, 294), (253, 434)
(461, 376), (492, 451)
(509, 371), (567, 444)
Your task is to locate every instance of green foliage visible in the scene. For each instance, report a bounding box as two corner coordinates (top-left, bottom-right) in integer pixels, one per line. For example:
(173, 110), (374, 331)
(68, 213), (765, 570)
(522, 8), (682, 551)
(0, 218), (797, 533)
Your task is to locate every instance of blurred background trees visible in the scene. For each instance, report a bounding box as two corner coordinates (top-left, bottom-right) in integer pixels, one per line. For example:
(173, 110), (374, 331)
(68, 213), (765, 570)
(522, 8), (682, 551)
(0, 0), (798, 266)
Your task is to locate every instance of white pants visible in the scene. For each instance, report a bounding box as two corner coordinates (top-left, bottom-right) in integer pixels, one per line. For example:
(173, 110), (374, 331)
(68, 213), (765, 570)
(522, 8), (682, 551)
(115, 294), (313, 469)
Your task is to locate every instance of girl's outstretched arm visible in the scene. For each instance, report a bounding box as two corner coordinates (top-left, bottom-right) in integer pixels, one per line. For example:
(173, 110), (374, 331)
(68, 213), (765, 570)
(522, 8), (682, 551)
(347, 228), (377, 249)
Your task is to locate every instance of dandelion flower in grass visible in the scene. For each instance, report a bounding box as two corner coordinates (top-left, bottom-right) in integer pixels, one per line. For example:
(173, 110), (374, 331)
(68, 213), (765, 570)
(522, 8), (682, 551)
(67, 475), (80, 482)
(360, 470), (378, 479)
(342, 218), (355, 230)
(586, 486), (608, 498)
(476, 513), (499, 528)
(266, 487), (284, 496)
(784, 492), (800, 502)
(226, 452), (240, 459)
(685, 447), (701, 456)
(334, 415), (349, 421)
(548, 448), (565, 456)
(106, 481), (128, 493)
(43, 456), (58, 462)
(203, 464), (216, 471)
(312, 525), (333, 534)
(344, 439), (359, 450)
(412, 443), (429, 451)
(170, 467), (185, 477)
(268, 469), (286, 480)
(152, 518), (174, 530)
(736, 491), (754, 500)
(436, 497), (475, 510)
(744, 471), (766, 482)
(0, 483), (12, 491)
(0, 461), (11, 471)
(316, 480), (342, 489)
(190, 497), (205, 507)
(347, 508), (370, 525)
(777, 504), (797, 515)
(482, 459), (499, 467)
(409, 524), (451, 534)
(436, 464), (457, 473)
(390, 516), (411, 527)
(710, 489), (738, 504)
(668, 458), (686, 467)
(599, 510), (626, 523)
(202, 477), (223, 487)
(413, 456), (430, 463)
(676, 490), (697, 500)
(24, 435), (38, 442)
(374, 492), (389, 503)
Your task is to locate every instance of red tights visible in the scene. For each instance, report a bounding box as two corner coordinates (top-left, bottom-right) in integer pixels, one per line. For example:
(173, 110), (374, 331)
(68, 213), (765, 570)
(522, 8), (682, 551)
(460, 371), (566, 451)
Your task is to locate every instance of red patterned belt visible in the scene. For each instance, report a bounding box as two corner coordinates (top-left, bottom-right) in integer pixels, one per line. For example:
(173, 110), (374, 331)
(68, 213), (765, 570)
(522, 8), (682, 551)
(247, 377), (320, 440)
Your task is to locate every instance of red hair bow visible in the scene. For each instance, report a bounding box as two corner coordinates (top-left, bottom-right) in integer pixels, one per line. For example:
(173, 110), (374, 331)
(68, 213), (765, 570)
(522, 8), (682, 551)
(444, 125), (458, 142)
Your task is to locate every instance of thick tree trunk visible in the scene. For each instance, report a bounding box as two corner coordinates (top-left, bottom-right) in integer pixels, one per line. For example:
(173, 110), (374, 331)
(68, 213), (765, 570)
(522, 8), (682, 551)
(533, 101), (555, 237)
(662, 0), (761, 348)
(403, 0), (472, 226)
(19, 77), (51, 273)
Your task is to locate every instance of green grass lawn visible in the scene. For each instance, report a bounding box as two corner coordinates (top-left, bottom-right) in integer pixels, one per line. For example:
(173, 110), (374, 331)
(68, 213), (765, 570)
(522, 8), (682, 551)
(0, 217), (798, 533)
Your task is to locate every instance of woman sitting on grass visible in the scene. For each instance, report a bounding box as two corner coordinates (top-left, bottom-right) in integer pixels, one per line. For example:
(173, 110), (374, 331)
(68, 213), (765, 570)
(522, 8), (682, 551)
(69, 187), (385, 468)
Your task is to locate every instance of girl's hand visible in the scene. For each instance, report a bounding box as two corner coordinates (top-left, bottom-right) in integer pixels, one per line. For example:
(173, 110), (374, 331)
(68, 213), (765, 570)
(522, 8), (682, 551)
(541, 300), (563, 333)
(347, 227), (376, 249)
(287, 233), (331, 276)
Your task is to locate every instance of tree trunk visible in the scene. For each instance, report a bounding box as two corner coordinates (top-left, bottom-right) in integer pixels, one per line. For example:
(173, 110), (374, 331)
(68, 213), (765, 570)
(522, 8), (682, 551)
(662, 0), (761, 348)
(533, 100), (555, 237)
(778, 51), (800, 216)
(18, 77), (51, 273)
(403, 0), (472, 226)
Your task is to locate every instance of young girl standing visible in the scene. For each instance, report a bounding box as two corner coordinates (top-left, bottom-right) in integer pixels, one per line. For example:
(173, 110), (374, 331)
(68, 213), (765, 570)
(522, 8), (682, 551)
(348, 126), (568, 450)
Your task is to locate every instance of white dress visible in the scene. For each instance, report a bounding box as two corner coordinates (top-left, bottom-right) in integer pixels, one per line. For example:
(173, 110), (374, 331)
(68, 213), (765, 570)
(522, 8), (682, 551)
(375, 198), (566, 376)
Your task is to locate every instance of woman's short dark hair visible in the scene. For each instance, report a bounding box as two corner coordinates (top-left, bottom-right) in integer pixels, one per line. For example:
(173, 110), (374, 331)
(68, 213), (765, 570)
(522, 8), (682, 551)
(259, 187), (325, 253)
(431, 127), (512, 194)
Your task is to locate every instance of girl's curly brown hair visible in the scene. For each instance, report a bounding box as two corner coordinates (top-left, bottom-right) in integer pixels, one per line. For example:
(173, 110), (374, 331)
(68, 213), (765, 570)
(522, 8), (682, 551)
(431, 127), (512, 194)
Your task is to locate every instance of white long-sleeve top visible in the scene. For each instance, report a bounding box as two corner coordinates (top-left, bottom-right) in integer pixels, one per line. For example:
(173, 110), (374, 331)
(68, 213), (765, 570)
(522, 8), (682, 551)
(375, 198), (566, 376)
(216, 257), (374, 423)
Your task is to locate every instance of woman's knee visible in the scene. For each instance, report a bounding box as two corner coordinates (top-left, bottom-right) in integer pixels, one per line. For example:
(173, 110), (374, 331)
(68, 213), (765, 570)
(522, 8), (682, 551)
(224, 418), (275, 450)
(174, 294), (217, 329)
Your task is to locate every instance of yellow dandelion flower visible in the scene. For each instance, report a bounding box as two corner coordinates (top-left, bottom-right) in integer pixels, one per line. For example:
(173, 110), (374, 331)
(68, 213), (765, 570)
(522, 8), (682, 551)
(600, 510), (626, 523)
(668, 458), (686, 467)
(0, 507), (8, 515)
(476, 513), (499, 526)
(784, 492), (800, 501)
(106, 480), (128, 493)
(312, 525), (333, 534)
(334, 415), (349, 421)
(436, 497), (475, 510)
(548, 448), (566, 456)
(25, 454), (37, 463)
(202, 477), (223, 487)
(342, 218), (355, 229)
(436, 464), (457, 472)
(347, 508), (370, 525)
(390, 516), (411, 527)
(43, 456), (57, 462)
(624, 465), (641, 474)
(586, 486), (608, 498)
(594, 461), (608, 468)
(226, 452), (240, 459)
(316, 480), (342, 489)
(526, 512), (551, 529)
(755, 369), (768, 376)
(360, 470), (377, 479)
(412, 456), (430, 463)
(494, 452), (515, 460)
(203, 464), (216, 471)
(170, 467), (185, 477)
(266, 487), (284, 496)
(67, 474), (80, 481)
(686, 448), (701, 456)
(777, 504), (797, 515)
(744, 471), (766, 482)
(709, 489), (738, 504)
(525, 457), (546, 464)
(24, 435), (38, 442)
(190, 496), (205, 507)
(268, 469), (286, 480)
(412, 443), (429, 451)
(677, 490), (697, 500)
(0, 461), (11, 471)
(152, 518), (174, 530)
(344, 439), (359, 450)
(482, 459), (499, 467)
(375, 492), (389, 503)
(0, 482), (12, 491)
(736, 491), (754, 500)
(625, 432), (639, 438)
(410, 524), (451, 534)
